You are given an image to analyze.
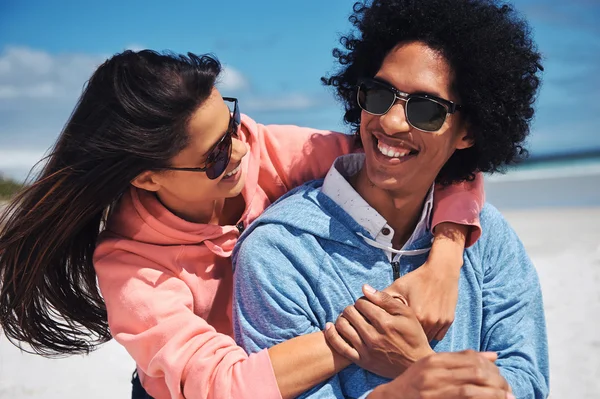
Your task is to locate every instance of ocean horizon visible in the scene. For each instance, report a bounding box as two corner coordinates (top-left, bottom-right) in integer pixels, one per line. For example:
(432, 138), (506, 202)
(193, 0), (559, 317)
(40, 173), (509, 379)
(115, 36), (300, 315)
(3, 154), (599, 211)
(485, 155), (600, 209)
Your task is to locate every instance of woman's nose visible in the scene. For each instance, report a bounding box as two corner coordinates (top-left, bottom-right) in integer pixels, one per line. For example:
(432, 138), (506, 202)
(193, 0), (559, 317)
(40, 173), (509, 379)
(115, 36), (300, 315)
(230, 137), (248, 162)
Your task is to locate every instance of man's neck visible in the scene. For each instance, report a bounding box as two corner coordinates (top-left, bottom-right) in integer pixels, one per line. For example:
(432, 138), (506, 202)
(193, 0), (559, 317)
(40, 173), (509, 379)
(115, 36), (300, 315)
(350, 167), (430, 249)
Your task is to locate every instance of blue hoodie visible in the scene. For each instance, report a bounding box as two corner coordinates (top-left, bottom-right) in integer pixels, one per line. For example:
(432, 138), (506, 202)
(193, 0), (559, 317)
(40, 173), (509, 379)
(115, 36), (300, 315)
(232, 180), (549, 399)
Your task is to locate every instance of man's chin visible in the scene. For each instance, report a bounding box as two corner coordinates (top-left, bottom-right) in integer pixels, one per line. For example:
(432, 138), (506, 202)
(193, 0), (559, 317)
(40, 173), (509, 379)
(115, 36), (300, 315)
(364, 167), (407, 192)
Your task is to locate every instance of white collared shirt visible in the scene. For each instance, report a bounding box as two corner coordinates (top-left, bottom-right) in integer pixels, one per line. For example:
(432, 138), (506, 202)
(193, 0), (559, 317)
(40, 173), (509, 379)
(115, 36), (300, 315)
(320, 153), (434, 262)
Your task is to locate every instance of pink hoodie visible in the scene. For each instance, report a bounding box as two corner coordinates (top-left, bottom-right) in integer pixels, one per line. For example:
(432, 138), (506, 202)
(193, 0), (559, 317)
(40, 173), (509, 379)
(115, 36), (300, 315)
(93, 115), (483, 399)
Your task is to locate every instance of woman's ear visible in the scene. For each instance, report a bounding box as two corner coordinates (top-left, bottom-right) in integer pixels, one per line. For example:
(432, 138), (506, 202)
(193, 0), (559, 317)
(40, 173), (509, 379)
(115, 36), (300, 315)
(131, 170), (162, 192)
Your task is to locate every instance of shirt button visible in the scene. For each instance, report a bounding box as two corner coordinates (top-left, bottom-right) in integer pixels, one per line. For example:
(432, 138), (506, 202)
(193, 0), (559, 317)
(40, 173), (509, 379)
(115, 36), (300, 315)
(381, 227), (391, 236)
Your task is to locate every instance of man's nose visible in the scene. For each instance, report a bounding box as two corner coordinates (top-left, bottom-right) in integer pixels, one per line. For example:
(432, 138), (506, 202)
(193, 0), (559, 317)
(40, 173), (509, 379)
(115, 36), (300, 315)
(378, 101), (411, 135)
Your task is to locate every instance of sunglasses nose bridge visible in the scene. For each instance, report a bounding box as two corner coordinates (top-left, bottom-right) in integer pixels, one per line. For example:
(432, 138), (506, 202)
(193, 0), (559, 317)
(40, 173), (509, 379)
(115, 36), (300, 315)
(379, 100), (411, 134)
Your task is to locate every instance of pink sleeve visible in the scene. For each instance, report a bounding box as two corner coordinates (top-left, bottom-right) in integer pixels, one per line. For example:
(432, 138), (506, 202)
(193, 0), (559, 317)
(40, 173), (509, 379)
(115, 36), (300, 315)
(432, 172), (485, 247)
(249, 117), (355, 199)
(94, 248), (281, 399)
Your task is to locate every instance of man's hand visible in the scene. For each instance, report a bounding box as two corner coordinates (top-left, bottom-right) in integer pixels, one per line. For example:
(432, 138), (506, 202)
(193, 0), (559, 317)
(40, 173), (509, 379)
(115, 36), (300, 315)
(369, 350), (514, 399)
(323, 285), (433, 378)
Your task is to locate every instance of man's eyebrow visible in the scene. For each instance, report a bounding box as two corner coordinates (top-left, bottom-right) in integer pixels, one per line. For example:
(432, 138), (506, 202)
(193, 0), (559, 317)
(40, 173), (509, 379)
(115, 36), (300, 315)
(374, 75), (445, 98)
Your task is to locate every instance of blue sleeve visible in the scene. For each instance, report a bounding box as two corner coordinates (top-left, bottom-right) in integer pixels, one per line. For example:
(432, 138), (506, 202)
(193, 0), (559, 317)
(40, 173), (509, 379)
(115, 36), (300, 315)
(478, 206), (550, 399)
(232, 223), (345, 399)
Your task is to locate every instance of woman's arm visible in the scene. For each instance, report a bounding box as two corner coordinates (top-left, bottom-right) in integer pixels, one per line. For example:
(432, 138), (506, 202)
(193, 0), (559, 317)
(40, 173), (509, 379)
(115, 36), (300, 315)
(97, 246), (352, 399)
(383, 222), (466, 341)
(384, 174), (485, 341)
(244, 115), (355, 202)
(268, 332), (350, 399)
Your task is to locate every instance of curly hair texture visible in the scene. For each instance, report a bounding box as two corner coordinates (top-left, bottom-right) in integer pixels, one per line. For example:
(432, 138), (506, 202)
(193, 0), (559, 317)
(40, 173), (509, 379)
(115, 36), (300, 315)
(322, 0), (543, 185)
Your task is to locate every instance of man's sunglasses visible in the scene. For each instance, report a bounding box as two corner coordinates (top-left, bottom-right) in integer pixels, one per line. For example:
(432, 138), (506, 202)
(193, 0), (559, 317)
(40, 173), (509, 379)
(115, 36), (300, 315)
(357, 78), (461, 133)
(159, 97), (240, 180)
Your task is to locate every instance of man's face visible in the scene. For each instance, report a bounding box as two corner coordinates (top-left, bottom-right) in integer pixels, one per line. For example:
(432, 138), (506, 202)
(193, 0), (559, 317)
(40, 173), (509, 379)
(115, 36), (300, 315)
(359, 41), (473, 196)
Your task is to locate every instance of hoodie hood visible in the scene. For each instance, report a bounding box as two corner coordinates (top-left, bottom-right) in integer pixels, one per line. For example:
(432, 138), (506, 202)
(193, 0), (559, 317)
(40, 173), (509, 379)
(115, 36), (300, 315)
(235, 179), (435, 266)
(106, 188), (237, 245)
(236, 180), (369, 252)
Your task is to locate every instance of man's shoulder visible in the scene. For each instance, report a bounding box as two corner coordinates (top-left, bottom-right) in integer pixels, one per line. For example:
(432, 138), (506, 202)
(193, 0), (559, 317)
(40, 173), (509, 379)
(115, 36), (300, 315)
(479, 202), (510, 238)
(245, 179), (356, 239)
(468, 202), (531, 271)
(233, 182), (327, 269)
(233, 179), (365, 274)
(263, 179), (326, 215)
(479, 202), (507, 230)
(467, 202), (516, 255)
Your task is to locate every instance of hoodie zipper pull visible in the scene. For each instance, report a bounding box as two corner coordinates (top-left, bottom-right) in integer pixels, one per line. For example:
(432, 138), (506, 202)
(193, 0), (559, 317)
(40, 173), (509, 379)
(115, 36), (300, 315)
(391, 261), (400, 280)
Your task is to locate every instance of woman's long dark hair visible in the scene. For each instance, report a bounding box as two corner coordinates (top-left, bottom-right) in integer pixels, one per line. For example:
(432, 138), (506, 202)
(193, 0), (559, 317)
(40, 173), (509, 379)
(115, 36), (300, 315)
(0, 50), (221, 356)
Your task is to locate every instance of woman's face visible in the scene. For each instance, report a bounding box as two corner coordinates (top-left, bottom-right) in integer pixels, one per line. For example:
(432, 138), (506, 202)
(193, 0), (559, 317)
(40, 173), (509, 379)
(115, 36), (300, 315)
(359, 41), (473, 196)
(134, 87), (249, 222)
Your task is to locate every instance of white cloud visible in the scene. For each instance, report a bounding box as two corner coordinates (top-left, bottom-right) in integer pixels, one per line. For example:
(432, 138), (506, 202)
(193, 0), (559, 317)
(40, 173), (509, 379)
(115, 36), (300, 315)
(0, 46), (105, 179)
(0, 46), (104, 99)
(0, 46), (327, 180)
(218, 66), (250, 91)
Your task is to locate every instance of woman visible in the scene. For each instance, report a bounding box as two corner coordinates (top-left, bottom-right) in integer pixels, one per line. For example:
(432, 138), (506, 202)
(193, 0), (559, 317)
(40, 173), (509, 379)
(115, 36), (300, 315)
(0, 50), (483, 398)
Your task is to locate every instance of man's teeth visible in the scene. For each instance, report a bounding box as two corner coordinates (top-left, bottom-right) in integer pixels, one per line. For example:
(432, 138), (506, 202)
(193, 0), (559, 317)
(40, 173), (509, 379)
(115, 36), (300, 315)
(225, 164), (240, 177)
(377, 141), (412, 158)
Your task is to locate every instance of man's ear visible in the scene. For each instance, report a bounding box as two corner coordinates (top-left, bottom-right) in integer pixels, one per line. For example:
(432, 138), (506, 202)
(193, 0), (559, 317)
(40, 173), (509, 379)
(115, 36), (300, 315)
(131, 170), (162, 192)
(455, 123), (474, 150)
(456, 134), (475, 150)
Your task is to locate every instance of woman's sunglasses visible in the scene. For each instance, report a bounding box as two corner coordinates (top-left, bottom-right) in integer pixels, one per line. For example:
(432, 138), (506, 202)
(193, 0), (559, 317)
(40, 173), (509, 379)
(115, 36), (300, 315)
(357, 78), (461, 133)
(159, 97), (240, 180)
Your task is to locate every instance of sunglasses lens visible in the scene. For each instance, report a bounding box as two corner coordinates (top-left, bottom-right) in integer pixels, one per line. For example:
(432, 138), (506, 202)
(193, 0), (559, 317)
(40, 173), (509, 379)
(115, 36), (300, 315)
(407, 97), (447, 132)
(205, 134), (232, 180)
(358, 83), (395, 115)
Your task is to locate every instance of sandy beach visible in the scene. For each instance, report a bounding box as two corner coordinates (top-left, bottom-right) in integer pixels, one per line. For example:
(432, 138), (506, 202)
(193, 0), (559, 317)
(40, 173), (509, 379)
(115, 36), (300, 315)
(1, 203), (599, 398)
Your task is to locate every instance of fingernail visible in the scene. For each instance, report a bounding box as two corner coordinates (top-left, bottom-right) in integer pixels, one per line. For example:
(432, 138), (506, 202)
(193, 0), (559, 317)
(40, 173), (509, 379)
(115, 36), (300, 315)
(364, 284), (377, 294)
(506, 393), (515, 399)
(325, 322), (332, 331)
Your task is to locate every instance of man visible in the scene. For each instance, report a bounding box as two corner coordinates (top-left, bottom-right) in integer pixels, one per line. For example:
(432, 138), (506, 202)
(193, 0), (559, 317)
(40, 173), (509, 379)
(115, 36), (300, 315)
(232, 0), (549, 398)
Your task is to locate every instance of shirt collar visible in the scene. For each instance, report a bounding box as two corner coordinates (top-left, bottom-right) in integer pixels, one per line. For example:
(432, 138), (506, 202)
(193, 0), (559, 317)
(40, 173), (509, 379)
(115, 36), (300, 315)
(321, 153), (434, 250)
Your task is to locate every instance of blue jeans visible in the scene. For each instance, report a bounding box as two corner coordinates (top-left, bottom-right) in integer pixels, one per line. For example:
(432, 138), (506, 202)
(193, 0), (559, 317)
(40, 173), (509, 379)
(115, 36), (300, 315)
(131, 370), (154, 399)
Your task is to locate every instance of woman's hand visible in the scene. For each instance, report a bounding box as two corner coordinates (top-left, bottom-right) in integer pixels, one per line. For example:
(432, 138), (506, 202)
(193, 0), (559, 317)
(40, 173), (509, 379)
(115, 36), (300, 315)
(383, 262), (460, 342)
(384, 222), (466, 341)
(368, 350), (514, 399)
(324, 285), (433, 379)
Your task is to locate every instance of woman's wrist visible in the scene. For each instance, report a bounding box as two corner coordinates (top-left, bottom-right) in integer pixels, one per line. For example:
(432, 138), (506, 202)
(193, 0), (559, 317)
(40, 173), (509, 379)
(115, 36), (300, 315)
(428, 222), (467, 275)
(367, 384), (391, 399)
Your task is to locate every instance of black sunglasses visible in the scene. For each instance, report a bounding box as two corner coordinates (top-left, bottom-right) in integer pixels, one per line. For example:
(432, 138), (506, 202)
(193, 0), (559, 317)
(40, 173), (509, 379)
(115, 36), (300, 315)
(159, 97), (240, 180)
(357, 78), (461, 132)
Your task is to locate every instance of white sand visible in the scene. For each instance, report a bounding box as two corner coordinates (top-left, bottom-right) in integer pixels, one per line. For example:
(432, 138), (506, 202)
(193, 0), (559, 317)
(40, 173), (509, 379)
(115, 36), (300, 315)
(1, 206), (599, 398)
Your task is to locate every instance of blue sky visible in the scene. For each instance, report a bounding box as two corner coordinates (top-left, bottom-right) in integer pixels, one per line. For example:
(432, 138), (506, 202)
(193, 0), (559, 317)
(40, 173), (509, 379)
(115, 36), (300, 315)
(1, 0), (599, 180)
